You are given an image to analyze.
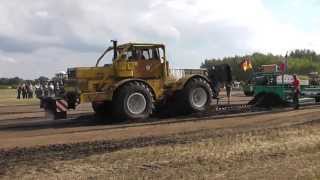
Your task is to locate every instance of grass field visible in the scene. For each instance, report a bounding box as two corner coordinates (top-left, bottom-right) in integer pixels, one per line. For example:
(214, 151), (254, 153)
(0, 89), (39, 106)
(0, 85), (12, 89)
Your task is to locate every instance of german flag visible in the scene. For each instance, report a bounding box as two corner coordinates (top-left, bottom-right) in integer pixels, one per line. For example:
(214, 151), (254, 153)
(241, 58), (252, 72)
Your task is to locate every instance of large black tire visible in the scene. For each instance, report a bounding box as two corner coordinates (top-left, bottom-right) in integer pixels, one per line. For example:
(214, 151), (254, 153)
(249, 92), (288, 108)
(113, 82), (153, 120)
(179, 78), (213, 114)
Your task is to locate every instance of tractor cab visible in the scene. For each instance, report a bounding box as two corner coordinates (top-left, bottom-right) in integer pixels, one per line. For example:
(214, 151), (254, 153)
(94, 42), (168, 80)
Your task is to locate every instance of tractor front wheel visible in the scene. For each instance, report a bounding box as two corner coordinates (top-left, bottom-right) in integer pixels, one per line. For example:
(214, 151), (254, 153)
(113, 82), (153, 120)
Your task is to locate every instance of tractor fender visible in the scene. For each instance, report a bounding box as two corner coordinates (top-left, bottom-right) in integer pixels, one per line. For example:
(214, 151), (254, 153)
(175, 74), (212, 90)
(108, 79), (156, 100)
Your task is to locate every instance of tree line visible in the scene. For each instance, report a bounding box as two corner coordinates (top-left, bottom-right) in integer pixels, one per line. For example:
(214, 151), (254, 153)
(0, 76), (49, 89)
(1, 49), (320, 87)
(201, 49), (320, 81)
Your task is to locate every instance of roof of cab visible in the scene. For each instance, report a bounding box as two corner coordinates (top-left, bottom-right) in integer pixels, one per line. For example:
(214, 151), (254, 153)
(117, 43), (165, 49)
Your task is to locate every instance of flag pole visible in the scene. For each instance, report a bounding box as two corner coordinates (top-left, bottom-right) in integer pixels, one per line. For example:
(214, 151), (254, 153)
(282, 52), (289, 86)
(285, 51), (288, 74)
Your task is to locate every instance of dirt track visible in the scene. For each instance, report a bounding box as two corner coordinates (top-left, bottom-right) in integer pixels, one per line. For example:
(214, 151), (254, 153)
(1, 92), (320, 179)
(0, 92), (251, 149)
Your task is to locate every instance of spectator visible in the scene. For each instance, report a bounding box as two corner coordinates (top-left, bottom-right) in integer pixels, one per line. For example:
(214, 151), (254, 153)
(49, 82), (55, 97)
(28, 83), (34, 98)
(292, 74), (301, 109)
(17, 85), (22, 99)
(22, 83), (27, 99)
(43, 82), (49, 97)
(35, 83), (42, 98)
(226, 83), (232, 104)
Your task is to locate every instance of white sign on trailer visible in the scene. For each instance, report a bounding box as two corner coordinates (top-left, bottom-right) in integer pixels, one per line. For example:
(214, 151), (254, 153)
(276, 75), (293, 84)
(276, 75), (309, 85)
(300, 80), (309, 86)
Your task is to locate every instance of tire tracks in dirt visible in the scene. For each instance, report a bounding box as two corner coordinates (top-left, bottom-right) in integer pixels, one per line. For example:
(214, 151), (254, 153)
(1, 115), (320, 176)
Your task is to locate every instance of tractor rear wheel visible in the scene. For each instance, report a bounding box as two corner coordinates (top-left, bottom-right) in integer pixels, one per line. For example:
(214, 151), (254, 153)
(180, 78), (213, 114)
(113, 82), (153, 120)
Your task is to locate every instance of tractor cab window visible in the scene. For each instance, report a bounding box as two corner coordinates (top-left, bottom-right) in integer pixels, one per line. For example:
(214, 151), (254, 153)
(158, 48), (165, 63)
(150, 48), (161, 61)
(140, 49), (149, 60)
(135, 47), (163, 61)
(95, 44), (166, 67)
(125, 49), (147, 60)
(124, 48), (163, 61)
(122, 51), (132, 60)
(109, 45), (165, 64)
(134, 49), (149, 60)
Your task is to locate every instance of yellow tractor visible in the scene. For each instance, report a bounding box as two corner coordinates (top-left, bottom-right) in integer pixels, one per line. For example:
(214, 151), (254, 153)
(41, 41), (232, 120)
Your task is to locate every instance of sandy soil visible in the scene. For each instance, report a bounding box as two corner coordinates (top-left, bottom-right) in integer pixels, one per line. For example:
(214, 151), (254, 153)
(3, 92), (320, 179)
(1, 106), (320, 179)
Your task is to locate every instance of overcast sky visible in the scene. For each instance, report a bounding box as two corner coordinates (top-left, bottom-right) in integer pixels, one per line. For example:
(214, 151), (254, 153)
(0, 0), (319, 79)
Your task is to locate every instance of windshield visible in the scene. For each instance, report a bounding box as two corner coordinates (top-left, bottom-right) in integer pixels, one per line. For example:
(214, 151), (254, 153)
(96, 45), (165, 67)
(121, 47), (162, 61)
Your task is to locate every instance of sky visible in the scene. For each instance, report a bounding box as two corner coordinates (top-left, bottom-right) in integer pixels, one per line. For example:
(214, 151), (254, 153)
(0, 0), (319, 79)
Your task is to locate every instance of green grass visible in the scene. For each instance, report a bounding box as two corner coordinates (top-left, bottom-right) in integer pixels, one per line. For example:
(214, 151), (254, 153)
(0, 85), (12, 89)
(0, 89), (39, 106)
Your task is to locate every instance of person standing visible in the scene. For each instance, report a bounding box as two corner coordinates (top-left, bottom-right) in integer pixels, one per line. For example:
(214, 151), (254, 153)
(292, 74), (301, 109)
(25, 84), (30, 99)
(35, 83), (42, 98)
(43, 82), (49, 97)
(49, 82), (55, 97)
(28, 83), (34, 98)
(17, 85), (22, 99)
(226, 83), (232, 105)
(22, 83), (27, 99)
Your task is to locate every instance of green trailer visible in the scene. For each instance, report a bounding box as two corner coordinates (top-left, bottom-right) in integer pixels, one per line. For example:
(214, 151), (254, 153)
(251, 72), (320, 104)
